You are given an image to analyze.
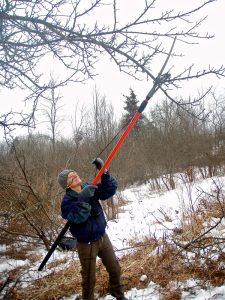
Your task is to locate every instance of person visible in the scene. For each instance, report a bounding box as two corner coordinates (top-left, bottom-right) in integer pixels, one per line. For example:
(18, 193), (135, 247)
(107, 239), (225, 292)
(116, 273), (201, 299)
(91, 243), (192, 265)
(57, 158), (128, 300)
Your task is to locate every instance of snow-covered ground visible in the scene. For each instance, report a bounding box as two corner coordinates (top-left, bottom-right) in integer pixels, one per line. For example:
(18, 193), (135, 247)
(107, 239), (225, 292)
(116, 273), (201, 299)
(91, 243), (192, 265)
(1, 175), (225, 299)
(101, 176), (225, 300)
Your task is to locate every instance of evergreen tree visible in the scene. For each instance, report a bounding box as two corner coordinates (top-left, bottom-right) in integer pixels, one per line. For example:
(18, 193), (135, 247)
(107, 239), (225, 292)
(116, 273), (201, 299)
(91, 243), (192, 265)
(121, 88), (147, 132)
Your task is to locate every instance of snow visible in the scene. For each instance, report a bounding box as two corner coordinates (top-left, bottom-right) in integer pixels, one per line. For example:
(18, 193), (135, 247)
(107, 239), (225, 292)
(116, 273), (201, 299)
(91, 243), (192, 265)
(1, 175), (225, 299)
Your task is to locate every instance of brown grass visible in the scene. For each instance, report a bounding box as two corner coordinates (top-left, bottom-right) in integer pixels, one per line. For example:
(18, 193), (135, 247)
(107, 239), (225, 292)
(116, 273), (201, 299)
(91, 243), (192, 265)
(2, 233), (225, 300)
(2, 239), (202, 300)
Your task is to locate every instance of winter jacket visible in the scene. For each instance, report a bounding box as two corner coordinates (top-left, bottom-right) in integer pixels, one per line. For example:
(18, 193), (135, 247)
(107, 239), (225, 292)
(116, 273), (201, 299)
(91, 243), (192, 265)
(61, 171), (118, 243)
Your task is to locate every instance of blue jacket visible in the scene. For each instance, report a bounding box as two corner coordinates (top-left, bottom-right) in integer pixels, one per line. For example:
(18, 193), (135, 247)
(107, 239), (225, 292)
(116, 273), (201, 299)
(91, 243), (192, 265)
(61, 171), (118, 243)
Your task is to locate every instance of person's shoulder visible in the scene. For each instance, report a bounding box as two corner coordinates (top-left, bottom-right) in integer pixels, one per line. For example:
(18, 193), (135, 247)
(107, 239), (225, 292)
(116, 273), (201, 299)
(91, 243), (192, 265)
(83, 180), (91, 186)
(62, 192), (72, 202)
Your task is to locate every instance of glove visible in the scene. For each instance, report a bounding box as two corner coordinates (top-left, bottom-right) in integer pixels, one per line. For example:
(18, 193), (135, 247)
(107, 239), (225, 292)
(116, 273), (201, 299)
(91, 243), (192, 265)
(92, 157), (104, 170)
(79, 185), (97, 198)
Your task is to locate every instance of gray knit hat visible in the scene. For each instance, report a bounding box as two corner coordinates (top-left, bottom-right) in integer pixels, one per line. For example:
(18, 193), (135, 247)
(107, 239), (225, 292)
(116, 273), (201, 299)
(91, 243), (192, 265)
(58, 169), (74, 189)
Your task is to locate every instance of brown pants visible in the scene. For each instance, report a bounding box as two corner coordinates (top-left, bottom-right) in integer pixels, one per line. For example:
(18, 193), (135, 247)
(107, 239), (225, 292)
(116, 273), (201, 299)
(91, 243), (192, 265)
(77, 233), (124, 300)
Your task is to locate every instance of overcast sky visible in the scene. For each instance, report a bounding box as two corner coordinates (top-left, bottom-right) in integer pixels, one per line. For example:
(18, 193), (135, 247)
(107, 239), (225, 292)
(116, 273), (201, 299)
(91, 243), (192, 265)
(91, 0), (225, 114)
(1, 0), (225, 137)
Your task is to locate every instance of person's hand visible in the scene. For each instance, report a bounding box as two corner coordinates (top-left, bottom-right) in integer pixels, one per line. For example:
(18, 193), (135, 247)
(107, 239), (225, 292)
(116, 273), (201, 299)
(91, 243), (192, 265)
(79, 185), (97, 198)
(92, 157), (104, 170)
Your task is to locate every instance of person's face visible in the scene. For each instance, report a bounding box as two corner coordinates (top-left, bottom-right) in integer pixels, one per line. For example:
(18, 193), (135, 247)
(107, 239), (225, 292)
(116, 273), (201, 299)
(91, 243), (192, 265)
(67, 171), (82, 189)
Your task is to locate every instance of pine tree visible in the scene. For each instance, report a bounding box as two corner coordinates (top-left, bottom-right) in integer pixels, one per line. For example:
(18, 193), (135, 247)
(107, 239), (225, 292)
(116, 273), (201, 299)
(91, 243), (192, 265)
(121, 88), (146, 132)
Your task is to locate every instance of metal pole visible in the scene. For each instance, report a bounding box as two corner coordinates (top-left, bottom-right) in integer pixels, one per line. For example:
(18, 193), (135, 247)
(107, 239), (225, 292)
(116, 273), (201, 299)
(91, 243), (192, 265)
(38, 222), (70, 271)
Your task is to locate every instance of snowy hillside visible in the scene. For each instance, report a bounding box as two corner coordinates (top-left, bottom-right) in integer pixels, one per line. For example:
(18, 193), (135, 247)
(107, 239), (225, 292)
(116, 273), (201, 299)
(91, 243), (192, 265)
(1, 175), (225, 299)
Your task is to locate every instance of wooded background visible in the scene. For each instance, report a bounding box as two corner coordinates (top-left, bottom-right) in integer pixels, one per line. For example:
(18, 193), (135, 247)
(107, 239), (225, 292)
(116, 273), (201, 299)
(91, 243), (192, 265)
(1, 88), (225, 251)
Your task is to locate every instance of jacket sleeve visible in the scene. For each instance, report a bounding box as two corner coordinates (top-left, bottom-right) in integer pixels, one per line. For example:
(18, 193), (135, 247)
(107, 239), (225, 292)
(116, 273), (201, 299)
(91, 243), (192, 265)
(96, 171), (118, 200)
(61, 196), (91, 224)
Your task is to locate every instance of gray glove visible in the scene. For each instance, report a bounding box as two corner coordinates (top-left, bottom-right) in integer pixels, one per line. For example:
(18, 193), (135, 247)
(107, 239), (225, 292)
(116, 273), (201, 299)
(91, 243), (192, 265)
(92, 157), (104, 170)
(79, 185), (97, 198)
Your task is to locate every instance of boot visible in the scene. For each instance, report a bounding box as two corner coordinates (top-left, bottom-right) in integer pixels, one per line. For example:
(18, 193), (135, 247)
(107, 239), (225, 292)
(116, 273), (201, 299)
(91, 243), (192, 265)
(110, 291), (128, 300)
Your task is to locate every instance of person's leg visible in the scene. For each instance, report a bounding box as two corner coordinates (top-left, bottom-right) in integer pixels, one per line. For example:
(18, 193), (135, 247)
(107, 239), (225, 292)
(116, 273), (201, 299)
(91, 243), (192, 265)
(98, 234), (124, 298)
(77, 242), (98, 300)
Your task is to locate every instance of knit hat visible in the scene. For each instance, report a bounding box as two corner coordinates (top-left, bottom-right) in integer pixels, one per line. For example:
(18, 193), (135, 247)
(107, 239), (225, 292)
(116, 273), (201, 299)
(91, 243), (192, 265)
(58, 169), (74, 189)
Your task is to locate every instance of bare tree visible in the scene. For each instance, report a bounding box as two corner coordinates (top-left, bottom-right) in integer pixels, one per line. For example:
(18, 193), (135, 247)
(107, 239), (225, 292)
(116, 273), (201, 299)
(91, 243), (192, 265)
(0, 134), (66, 250)
(39, 78), (64, 153)
(91, 88), (117, 149)
(71, 102), (87, 150)
(1, 0), (225, 133)
(209, 91), (225, 148)
(71, 89), (117, 177)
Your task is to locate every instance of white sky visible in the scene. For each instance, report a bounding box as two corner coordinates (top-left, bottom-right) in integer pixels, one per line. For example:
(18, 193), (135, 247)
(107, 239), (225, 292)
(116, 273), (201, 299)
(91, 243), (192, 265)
(1, 173), (225, 299)
(1, 0), (225, 137)
(57, 0), (225, 117)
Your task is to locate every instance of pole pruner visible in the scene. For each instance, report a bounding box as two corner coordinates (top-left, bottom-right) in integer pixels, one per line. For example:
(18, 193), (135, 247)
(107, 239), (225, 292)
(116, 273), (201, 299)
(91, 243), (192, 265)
(38, 37), (176, 271)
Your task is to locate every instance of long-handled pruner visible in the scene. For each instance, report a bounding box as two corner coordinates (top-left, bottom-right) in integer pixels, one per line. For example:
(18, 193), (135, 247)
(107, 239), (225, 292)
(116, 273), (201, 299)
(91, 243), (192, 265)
(38, 37), (176, 271)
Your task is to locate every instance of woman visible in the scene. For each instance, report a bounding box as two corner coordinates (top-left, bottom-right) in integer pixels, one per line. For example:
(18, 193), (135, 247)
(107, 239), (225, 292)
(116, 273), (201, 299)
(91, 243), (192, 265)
(58, 158), (127, 300)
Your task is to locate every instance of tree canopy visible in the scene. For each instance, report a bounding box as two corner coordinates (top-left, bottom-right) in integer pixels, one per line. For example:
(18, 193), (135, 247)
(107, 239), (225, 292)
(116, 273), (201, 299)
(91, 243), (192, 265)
(0, 0), (224, 134)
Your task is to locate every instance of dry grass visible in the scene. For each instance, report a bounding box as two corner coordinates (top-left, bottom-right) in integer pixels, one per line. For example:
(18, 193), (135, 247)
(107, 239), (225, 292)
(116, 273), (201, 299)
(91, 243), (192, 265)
(0, 244), (35, 261)
(1, 239), (206, 300)
(2, 232), (225, 300)
(17, 262), (82, 300)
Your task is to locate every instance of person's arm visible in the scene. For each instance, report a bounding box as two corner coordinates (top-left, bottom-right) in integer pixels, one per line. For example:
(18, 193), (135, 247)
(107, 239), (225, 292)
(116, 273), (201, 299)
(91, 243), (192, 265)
(97, 171), (118, 200)
(61, 195), (91, 224)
